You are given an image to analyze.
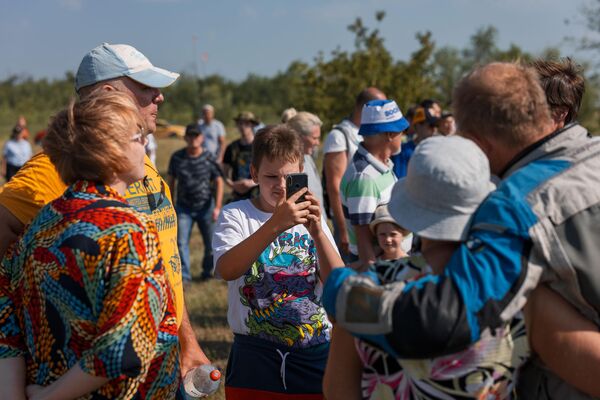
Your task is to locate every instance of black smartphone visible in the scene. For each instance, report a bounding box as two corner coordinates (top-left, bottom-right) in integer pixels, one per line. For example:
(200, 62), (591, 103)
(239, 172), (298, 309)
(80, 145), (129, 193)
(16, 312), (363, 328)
(286, 173), (308, 203)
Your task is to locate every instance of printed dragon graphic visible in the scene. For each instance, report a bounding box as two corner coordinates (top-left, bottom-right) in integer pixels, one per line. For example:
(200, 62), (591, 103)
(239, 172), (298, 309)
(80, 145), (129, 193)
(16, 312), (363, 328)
(239, 236), (330, 347)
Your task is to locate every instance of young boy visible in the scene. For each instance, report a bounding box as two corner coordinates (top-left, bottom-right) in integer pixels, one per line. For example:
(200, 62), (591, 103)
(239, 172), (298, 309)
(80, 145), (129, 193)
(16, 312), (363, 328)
(213, 124), (342, 399)
(168, 123), (223, 282)
(369, 205), (410, 261)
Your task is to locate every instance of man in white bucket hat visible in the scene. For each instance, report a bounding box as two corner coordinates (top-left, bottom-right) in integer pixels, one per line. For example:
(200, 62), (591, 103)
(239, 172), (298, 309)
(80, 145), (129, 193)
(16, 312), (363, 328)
(0, 43), (211, 398)
(325, 62), (600, 398)
(340, 99), (408, 267)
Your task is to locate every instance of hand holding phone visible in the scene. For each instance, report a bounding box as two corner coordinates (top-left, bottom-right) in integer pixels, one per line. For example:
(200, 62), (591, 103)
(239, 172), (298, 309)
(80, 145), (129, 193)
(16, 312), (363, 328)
(286, 173), (308, 203)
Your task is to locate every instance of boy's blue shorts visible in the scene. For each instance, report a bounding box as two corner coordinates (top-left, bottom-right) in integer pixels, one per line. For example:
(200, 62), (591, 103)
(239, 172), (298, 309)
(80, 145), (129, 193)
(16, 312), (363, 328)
(225, 333), (329, 399)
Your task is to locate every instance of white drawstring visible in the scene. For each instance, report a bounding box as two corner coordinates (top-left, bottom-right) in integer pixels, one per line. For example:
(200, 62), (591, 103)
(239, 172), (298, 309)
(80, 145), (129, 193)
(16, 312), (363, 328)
(276, 349), (290, 391)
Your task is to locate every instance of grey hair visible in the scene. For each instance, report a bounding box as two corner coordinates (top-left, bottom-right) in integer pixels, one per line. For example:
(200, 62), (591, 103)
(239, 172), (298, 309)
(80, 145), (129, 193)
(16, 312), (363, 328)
(287, 111), (322, 136)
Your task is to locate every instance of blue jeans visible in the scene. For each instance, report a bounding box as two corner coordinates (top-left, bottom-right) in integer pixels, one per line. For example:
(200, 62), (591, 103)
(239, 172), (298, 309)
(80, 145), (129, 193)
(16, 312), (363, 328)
(176, 201), (214, 281)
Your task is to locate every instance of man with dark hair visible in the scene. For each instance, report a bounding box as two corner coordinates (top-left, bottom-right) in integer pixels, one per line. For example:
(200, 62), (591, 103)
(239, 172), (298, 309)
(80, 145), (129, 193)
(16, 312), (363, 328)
(531, 57), (586, 129)
(322, 87), (386, 261)
(325, 61), (600, 398)
(168, 124), (223, 283)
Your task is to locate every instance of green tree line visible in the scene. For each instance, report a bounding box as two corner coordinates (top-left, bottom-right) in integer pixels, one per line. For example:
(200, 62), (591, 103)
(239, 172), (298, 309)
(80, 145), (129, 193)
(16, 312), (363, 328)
(2, 14), (599, 138)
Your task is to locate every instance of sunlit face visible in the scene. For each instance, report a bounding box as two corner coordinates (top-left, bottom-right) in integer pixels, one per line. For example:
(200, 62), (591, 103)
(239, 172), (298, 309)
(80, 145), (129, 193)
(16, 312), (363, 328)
(119, 124), (148, 186)
(439, 117), (456, 136)
(376, 222), (406, 260)
(203, 107), (214, 123)
(388, 132), (403, 155)
(116, 78), (164, 133)
(251, 157), (302, 211)
(185, 133), (204, 149)
(302, 125), (321, 155)
(237, 121), (254, 136)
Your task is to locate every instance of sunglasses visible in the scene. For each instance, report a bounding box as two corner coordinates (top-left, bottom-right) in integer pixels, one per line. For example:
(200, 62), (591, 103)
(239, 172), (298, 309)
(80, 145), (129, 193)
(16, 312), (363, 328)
(131, 131), (148, 145)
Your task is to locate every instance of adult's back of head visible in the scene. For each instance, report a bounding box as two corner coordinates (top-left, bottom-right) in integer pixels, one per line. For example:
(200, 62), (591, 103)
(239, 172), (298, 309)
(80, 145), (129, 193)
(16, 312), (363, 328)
(531, 57), (585, 126)
(44, 90), (145, 185)
(453, 62), (552, 148)
(355, 87), (386, 110)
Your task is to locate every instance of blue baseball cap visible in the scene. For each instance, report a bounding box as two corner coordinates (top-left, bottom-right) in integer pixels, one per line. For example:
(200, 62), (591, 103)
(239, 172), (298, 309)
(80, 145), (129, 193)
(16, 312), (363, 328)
(75, 43), (180, 91)
(359, 99), (410, 136)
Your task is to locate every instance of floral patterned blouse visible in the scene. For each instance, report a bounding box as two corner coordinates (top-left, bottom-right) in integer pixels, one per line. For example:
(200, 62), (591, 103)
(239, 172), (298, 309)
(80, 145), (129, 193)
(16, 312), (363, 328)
(0, 181), (180, 399)
(357, 255), (530, 400)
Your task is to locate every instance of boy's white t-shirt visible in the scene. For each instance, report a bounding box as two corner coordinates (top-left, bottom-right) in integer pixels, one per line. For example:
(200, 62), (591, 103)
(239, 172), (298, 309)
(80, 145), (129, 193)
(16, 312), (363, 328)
(213, 199), (334, 348)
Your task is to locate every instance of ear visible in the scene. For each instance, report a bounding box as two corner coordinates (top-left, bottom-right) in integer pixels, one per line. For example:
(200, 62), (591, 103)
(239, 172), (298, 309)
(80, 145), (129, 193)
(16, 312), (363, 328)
(101, 83), (117, 92)
(551, 106), (569, 126)
(250, 164), (259, 183)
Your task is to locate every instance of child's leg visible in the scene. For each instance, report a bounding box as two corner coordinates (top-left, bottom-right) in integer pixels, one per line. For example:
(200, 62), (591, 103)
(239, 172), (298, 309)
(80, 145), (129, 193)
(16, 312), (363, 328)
(176, 206), (194, 282)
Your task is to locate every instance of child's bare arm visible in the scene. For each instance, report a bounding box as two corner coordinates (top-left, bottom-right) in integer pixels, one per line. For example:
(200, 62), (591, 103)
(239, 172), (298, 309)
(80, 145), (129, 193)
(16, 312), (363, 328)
(216, 188), (311, 281)
(304, 192), (343, 282)
(26, 364), (109, 400)
(526, 285), (600, 397)
(323, 326), (362, 400)
(212, 176), (224, 221)
(0, 357), (26, 400)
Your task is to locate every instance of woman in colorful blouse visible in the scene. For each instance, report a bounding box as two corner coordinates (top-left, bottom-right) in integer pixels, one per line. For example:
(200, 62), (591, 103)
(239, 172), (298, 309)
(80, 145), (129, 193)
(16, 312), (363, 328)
(0, 90), (180, 400)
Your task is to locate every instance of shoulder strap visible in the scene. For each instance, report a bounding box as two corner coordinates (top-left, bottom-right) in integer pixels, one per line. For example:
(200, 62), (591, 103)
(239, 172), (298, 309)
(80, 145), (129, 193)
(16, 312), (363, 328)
(332, 122), (353, 158)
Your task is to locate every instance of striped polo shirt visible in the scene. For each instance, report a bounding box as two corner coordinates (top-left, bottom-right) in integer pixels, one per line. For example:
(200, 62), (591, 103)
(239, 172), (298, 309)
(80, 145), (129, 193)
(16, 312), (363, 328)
(340, 143), (397, 255)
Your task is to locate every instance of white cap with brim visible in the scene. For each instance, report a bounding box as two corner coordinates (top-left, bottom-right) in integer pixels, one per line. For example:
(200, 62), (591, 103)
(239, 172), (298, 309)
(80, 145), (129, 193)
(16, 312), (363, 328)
(75, 43), (180, 91)
(359, 99), (409, 136)
(388, 135), (496, 241)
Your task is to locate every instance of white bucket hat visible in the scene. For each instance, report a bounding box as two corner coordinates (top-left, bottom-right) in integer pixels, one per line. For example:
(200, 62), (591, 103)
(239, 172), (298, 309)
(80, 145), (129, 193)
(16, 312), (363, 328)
(388, 135), (496, 241)
(359, 99), (409, 136)
(75, 43), (180, 91)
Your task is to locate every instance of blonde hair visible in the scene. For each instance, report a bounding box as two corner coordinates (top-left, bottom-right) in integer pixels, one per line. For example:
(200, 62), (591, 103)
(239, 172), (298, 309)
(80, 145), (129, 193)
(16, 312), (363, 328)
(287, 112), (322, 137)
(44, 90), (146, 184)
(280, 107), (298, 123)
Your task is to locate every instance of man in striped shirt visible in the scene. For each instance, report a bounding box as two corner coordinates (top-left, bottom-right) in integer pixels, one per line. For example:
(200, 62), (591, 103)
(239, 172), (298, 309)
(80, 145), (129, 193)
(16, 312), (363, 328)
(340, 99), (409, 267)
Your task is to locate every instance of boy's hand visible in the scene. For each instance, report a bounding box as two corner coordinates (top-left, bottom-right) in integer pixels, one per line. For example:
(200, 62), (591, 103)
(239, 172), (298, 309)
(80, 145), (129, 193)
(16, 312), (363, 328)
(271, 187), (311, 232)
(212, 207), (221, 222)
(303, 191), (323, 238)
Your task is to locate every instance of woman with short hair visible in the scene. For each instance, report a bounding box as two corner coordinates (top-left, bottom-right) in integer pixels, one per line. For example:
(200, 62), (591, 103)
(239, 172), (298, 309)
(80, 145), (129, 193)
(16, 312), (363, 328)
(0, 90), (180, 400)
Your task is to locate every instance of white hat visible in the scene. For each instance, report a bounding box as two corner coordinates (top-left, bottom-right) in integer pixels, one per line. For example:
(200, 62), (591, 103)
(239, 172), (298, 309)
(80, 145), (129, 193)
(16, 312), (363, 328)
(359, 99), (409, 136)
(388, 135), (495, 241)
(75, 43), (179, 91)
(369, 205), (402, 234)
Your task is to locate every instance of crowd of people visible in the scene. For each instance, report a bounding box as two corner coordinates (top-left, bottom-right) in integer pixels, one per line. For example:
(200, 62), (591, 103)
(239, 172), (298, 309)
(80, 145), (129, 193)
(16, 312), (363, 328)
(0, 41), (598, 400)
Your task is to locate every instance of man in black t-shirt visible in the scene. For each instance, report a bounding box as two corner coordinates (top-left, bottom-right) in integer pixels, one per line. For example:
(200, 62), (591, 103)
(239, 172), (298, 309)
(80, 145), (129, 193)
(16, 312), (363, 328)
(168, 124), (223, 281)
(222, 112), (259, 201)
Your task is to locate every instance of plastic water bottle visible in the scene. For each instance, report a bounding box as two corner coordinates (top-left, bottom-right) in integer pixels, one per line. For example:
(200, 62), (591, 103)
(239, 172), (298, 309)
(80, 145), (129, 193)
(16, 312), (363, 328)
(183, 364), (222, 398)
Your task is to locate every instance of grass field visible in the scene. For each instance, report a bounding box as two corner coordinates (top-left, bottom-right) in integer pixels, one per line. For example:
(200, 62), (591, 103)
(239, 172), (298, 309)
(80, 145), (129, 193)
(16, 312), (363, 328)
(155, 137), (231, 399)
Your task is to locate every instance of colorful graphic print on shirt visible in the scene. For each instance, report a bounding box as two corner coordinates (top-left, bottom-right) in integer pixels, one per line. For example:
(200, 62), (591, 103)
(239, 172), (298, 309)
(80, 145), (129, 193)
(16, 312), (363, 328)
(239, 231), (330, 348)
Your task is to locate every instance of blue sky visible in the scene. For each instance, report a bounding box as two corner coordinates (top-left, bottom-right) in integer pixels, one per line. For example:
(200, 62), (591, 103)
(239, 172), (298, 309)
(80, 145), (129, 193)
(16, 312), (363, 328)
(0, 0), (593, 82)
